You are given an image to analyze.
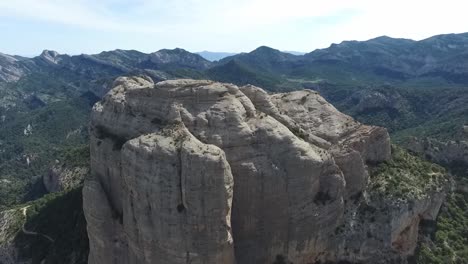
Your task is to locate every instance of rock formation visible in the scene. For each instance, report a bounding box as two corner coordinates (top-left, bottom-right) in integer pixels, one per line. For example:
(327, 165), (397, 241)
(0, 209), (21, 264)
(84, 76), (444, 264)
(0, 53), (28, 82)
(407, 137), (468, 166)
(43, 164), (88, 193)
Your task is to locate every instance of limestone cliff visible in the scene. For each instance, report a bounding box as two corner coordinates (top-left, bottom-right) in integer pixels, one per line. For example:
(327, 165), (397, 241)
(84, 76), (445, 264)
(406, 137), (468, 167)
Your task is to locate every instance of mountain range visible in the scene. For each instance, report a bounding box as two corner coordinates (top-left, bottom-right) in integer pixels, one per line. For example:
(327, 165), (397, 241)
(2, 33), (468, 141)
(4, 33), (468, 90)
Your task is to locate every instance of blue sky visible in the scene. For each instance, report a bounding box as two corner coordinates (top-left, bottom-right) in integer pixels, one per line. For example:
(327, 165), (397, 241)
(0, 0), (467, 56)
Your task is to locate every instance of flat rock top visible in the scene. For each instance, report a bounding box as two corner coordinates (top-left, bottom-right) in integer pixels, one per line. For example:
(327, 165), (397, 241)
(99, 77), (389, 154)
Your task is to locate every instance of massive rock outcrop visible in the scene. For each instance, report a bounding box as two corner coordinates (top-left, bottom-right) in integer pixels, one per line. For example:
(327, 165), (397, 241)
(84, 76), (443, 264)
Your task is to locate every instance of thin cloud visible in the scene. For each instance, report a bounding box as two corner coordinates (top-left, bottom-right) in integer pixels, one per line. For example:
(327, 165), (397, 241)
(0, 0), (467, 54)
(0, 0), (166, 33)
(0, 0), (361, 33)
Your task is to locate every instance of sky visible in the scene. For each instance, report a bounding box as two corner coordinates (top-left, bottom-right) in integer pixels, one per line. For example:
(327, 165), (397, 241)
(0, 0), (467, 56)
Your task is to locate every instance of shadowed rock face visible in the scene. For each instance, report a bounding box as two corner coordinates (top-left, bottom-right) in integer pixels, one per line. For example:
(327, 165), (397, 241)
(84, 77), (441, 264)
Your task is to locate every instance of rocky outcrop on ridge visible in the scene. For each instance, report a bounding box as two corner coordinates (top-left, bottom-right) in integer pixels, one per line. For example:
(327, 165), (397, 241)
(43, 164), (88, 193)
(39, 50), (62, 65)
(0, 53), (29, 82)
(84, 76), (445, 264)
(146, 48), (212, 70)
(407, 137), (468, 166)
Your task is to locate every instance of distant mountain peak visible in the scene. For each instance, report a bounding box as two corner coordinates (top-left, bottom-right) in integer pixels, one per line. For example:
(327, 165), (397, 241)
(369, 35), (395, 41)
(367, 36), (415, 45)
(98, 49), (143, 55)
(236, 46), (298, 63)
(250, 46), (280, 54)
(40, 50), (61, 64)
(155, 47), (192, 55)
(152, 48), (207, 60)
(40, 50), (60, 57)
(147, 48), (212, 70)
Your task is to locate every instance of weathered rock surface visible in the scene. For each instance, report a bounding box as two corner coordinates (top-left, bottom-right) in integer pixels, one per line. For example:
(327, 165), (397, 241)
(406, 137), (468, 166)
(84, 77), (443, 264)
(0, 209), (22, 264)
(43, 164), (88, 193)
(0, 53), (28, 82)
(147, 48), (212, 70)
(39, 50), (62, 65)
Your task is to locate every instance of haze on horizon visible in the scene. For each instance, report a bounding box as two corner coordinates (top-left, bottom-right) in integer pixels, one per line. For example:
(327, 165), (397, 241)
(0, 0), (467, 56)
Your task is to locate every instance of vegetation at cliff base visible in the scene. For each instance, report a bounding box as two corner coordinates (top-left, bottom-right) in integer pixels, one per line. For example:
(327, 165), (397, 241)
(369, 145), (448, 199)
(0, 97), (90, 210)
(14, 187), (89, 264)
(416, 192), (468, 263)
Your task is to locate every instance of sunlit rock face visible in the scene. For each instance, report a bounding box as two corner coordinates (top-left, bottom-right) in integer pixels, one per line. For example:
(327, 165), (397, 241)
(84, 77), (442, 264)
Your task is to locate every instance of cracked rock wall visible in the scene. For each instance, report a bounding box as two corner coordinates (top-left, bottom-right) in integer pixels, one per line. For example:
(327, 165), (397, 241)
(84, 76), (442, 264)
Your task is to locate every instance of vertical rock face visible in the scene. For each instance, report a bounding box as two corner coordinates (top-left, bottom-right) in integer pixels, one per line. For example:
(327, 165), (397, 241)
(84, 77), (442, 264)
(121, 130), (234, 264)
